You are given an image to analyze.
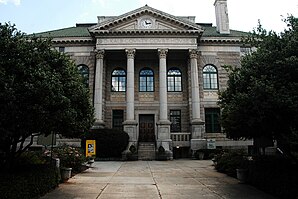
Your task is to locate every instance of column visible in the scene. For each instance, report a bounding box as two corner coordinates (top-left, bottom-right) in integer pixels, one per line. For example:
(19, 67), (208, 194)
(93, 49), (105, 128)
(189, 49), (206, 155)
(189, 49), (201, 122)
(158, 49), (169, 122)
(125, 49), (136, 121)
(157, 49), (172, 160)
(123, 49), (138, 143)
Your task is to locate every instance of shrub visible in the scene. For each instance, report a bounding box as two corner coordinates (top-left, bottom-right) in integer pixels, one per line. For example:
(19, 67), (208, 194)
(82, 128), (129, 158)
(194, 149), (222, 160)
(214, 149), (248, 177)
(247, 156), (298, 198)
(46, 145), (86, 173)
(0, 164), (59, 199)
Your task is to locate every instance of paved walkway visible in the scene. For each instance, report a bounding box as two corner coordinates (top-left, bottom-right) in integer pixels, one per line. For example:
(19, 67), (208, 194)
(41, 160), (276, 199)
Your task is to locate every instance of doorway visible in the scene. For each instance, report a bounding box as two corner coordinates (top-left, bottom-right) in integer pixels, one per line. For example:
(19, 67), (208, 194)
(139, 114), (155, 142)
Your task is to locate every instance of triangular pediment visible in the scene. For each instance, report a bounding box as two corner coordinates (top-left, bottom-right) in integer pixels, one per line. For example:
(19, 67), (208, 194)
(89, 5), (203, 34)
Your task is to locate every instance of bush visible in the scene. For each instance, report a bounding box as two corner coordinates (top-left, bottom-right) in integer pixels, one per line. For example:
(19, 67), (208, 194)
(248, 156), (298, 199)
(82, 128), (129, 158)
(0, 164), (59, 199)
(194, 149), (222, 160)
(46, 145), (86, 173)
(214, 149), (248, 177)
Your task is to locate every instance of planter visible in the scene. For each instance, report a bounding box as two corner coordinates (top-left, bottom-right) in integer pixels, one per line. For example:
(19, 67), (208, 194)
(88, 159), (95, 167)
(61, 167), (72, 182)
(197, 152), (205, 160)
(236, 169), (248, 183)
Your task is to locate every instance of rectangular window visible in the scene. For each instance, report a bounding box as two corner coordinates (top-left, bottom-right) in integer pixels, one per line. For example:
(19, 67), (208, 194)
(59, 47), (65, 53)
(170, 110), (181, 132)
(205, 108), (221, 133)
(112, 110), (124, 130)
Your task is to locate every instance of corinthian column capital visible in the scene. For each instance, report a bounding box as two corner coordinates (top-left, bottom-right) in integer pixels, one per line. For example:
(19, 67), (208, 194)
(189, 49), (199, 59)
(125, 49), (136, 59)
(95, 49), (105, 59)
(158, 49), (168, 59)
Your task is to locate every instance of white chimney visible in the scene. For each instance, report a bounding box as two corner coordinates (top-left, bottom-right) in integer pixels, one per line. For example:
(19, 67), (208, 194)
(214, 0), (230, 34)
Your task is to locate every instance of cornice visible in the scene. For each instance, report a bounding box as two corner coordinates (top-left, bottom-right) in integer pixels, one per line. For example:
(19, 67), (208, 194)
(89, 5), (203, 32)
(91, 29), (202, 37)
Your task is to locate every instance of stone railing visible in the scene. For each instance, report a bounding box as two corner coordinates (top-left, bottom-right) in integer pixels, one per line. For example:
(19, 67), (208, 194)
(171, 132), (191, 147)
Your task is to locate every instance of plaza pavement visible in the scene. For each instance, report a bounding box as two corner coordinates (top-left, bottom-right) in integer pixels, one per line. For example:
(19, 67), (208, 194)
(40, 160), (276, 199)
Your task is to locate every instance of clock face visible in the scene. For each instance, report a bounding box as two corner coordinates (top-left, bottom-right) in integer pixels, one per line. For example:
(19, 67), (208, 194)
(140, 18), (153, 29)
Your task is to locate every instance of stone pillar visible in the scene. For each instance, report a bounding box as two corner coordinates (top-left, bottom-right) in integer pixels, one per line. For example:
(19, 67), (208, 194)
(189, 49), (205, 154)
(123, 49), (138, 143)
(157, 49), (172, 160)
(158, 49), (169, 122)
(93, 49), (105, 128)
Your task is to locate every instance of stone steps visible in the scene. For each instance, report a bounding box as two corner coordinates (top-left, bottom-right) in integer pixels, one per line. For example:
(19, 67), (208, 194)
(138, 142), (156, 160)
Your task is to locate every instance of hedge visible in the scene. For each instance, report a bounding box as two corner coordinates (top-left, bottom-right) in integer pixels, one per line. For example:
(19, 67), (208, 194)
(82, 128), (129, 158)
(0, 164), (59, 199)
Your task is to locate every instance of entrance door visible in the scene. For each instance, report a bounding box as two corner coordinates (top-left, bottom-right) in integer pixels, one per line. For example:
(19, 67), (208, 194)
(139, 114), (155, 142)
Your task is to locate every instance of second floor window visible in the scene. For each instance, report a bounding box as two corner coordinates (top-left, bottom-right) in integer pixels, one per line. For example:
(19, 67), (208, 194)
(167, 68), (182, 92)
(111, 69), (126, 92)
(203, 65), (218, 90)
(139, 68), (154, 92)
(77, 64), (89, 88)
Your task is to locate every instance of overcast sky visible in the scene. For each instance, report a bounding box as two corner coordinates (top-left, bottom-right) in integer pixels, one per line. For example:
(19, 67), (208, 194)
(0, 0), (297, 34)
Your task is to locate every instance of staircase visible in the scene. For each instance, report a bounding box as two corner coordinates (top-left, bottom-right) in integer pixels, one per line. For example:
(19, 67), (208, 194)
(138, 142), (156, 160)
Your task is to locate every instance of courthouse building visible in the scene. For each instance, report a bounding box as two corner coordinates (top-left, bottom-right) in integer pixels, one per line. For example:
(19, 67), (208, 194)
(36, 0), (252, 159)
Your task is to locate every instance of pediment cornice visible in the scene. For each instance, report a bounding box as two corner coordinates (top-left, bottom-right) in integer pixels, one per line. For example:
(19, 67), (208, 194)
(89, 5), (203, 35)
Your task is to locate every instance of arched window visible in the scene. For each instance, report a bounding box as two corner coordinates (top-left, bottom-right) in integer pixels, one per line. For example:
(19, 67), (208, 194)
(139, 68), (154, 92)
(167, 68), (182, 92)
(203, 65), (218, 90)
(111, 68), (126, 92)
(77, 64), (89, 88)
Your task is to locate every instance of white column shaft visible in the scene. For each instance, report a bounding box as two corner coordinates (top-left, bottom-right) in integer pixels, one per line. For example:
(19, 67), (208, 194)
(94, 50), (104, 123)
(126, 49), (135, 121)
(190, 50), (201, 120)
(159, 49), (168, 121)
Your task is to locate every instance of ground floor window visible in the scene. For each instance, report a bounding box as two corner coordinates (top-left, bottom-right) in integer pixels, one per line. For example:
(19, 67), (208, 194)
(112, 110), (124, 130)
(205, 108), (221, 133)
(170, 110), (181, 132)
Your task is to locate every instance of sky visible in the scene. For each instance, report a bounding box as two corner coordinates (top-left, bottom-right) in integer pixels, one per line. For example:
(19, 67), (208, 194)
(0, 0), (297, 34)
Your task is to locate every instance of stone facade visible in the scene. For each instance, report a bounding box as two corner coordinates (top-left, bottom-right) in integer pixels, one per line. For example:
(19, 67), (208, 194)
(40, 1), (252, 158)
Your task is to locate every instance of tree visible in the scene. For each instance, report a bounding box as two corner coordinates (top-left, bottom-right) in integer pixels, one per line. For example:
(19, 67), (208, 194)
(219, 16), (298, 155)
(0, 23), (94, 167)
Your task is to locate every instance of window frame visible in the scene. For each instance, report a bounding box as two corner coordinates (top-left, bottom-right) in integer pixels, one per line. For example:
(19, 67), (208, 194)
(139, 68), (154, 92)
(203, 65), (219, 90)
(170, 110), (182, 132)
(77, 64), (89, 88)
(205, 108), (221, 133)
(112, 110), (124, 130)
(111, 68), (126, 92)
(167, 67), (182, 92)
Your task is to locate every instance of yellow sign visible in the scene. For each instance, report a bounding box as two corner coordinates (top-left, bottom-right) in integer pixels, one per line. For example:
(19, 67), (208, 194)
(86, 140), (96, 157)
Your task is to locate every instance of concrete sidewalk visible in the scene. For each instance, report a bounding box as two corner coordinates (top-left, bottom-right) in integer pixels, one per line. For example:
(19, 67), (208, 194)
(40, 160), (276, 199)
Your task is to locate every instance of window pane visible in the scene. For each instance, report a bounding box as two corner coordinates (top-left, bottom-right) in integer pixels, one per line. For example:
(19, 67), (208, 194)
(170, 110), (181, 132)
(203, 65), (218, 90)
(139, 68), (154, 92)
(205, 108), (221, 133)
(113, 110), (124, 130)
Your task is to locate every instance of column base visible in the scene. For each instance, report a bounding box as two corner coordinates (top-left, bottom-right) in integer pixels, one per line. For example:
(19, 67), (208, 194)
(190, 138), (207, 159)
(191, 119), (205, 139)
(123, 120), (138, 142)
(156, 120), (173, 160)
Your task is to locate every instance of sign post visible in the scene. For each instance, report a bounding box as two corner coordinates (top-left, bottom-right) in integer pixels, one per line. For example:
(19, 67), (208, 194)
(86, 140), (96, 157)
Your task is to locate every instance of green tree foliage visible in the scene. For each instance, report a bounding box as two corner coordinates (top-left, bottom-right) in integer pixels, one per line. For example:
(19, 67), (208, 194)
(0, 23), (94, 166)
(219, 16), (298, 154)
